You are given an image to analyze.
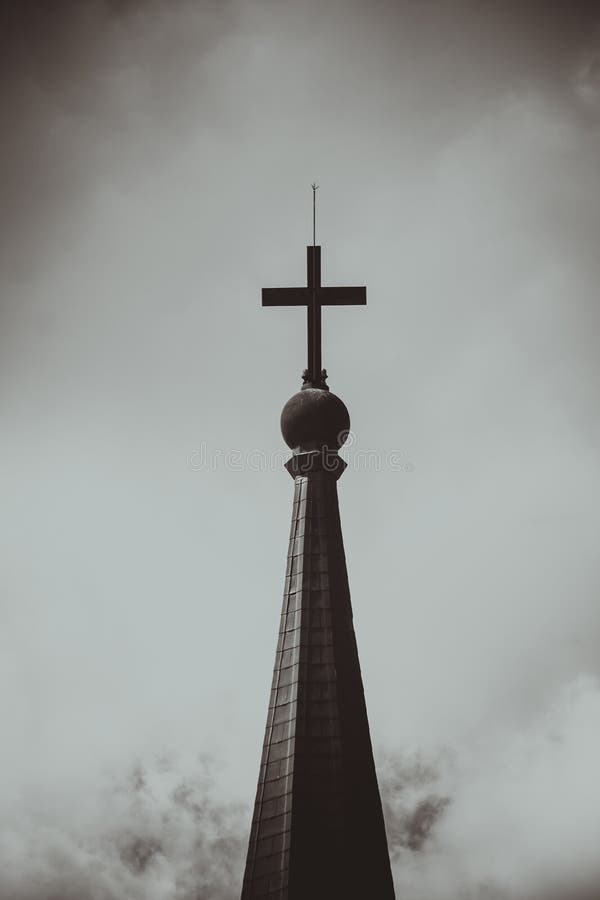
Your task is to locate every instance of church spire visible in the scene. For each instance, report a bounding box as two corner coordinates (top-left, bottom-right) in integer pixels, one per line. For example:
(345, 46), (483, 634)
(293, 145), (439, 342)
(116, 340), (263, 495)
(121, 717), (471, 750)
(240, 200), (395, 900)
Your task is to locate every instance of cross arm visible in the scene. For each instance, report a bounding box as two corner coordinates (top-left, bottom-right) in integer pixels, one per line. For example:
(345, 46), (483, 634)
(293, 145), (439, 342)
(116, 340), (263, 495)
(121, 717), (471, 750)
(262, 286), (366, 307)
(318, 286), (366, 306)
(262, 288), (310, 306)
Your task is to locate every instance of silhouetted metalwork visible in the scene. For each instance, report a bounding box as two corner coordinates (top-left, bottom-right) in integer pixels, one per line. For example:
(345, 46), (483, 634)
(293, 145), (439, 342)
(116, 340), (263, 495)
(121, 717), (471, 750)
(241, 223), (395, 900)
(262, 245), (365, 390)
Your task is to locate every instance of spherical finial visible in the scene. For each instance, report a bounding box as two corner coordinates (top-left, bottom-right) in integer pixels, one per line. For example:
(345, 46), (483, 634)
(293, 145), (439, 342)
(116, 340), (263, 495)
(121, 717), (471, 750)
(281, 387), (350, 452)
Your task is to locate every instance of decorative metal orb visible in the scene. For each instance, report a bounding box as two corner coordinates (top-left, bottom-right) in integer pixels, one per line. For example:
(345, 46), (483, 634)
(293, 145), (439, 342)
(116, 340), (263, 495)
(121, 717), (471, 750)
(280, 388), (350, 452)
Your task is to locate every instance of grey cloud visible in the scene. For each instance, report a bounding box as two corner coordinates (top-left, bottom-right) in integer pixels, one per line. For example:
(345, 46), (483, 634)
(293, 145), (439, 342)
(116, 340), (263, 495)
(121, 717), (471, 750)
(0, 756), (245, 900)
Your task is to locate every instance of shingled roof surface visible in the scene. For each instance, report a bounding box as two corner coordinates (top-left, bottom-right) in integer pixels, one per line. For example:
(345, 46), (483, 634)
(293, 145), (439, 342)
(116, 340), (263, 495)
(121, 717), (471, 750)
(241, 467), (396, 900)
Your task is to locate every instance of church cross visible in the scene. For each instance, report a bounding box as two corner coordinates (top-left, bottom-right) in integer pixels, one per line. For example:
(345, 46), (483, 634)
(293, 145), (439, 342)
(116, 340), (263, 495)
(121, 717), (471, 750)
(262, 188), (366, 388)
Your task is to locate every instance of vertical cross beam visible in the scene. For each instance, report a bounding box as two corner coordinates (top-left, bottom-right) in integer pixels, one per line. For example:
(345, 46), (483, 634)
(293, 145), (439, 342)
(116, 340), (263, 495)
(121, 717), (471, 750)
(307, 246), (321, 383)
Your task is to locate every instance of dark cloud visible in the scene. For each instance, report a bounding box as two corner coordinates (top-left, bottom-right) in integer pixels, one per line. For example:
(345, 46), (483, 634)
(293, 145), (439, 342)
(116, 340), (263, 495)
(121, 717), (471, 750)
(0, 756), (245, 900)
(1, 0), (599, 281)
(0, 0), (235, 280)
(380, 754), (451, 856)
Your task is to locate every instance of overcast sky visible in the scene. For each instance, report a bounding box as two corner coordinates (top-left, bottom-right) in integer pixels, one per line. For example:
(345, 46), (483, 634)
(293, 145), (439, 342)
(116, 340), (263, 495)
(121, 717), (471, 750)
(2, 2), (600, 898)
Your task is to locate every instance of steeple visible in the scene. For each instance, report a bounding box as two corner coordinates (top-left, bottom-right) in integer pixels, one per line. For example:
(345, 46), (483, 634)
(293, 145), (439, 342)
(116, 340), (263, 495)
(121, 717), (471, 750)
(240, 207), (395, 900)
